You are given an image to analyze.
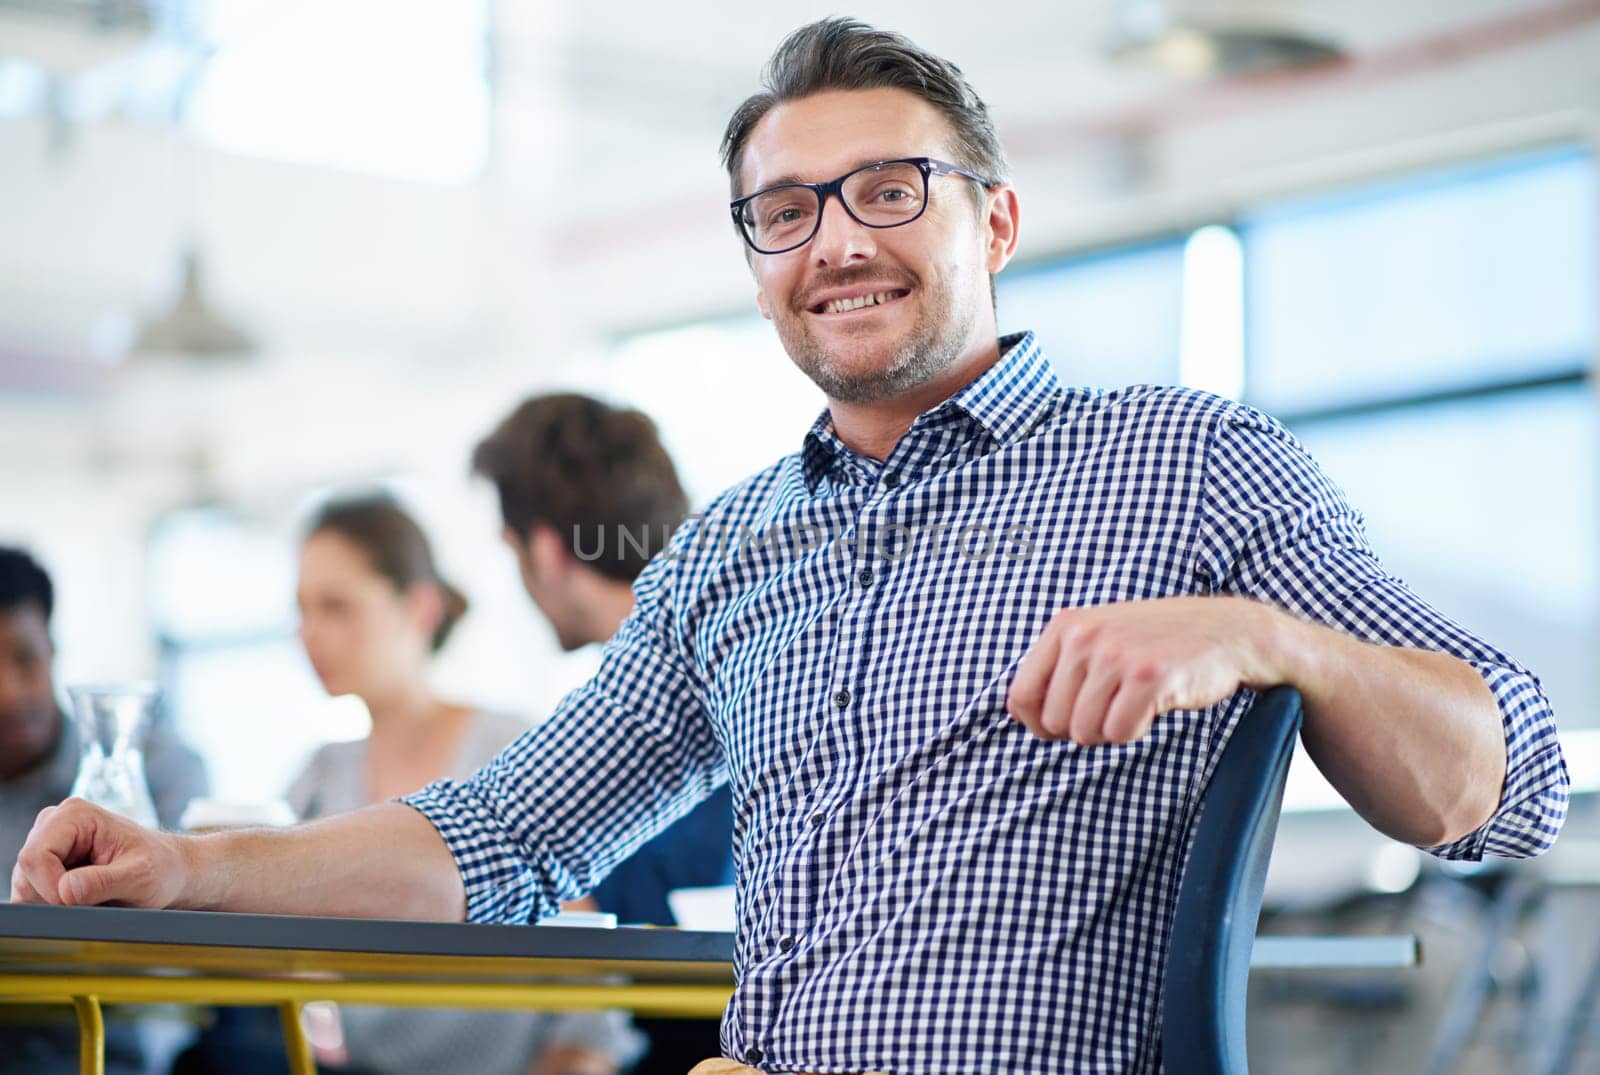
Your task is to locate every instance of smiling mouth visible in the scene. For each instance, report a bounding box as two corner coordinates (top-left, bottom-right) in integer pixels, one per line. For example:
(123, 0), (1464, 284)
(809, 289), (911, 316)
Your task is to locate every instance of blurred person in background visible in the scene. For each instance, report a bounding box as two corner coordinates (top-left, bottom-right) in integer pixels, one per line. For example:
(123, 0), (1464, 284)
(0, 546), (208, 1074)
(176, 496), (639, 1075)
(473, 393), (736, 1074)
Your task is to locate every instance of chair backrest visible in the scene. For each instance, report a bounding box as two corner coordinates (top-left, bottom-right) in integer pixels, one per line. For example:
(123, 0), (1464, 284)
(1161, 685), (1303, 1075)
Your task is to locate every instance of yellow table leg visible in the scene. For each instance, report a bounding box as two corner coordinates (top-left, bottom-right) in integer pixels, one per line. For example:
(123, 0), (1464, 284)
(279, 1000), (318, 1075)
(73, 995), (104, 1075)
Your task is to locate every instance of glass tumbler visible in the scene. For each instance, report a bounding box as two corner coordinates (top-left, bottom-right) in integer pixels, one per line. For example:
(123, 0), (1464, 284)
(66, 682), (161, 828)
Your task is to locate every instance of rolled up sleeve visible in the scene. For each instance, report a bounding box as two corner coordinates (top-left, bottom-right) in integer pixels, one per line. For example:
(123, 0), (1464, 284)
(1422, 660), (1568, 860)
(404, 521), (724, 923)
(1197, 405), (1569, 861)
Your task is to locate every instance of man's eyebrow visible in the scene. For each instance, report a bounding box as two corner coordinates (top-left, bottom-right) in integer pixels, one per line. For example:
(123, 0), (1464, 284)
(751, 154), (916, 192)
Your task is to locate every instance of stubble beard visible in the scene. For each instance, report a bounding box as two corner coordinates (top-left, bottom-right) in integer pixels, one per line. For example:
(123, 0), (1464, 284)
(777, 276), (980, 406)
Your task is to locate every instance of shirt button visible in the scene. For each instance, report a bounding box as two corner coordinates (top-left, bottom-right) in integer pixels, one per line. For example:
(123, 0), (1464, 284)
(744, 1047), (765, 1064)
(778, 936), (795, 952)
(809, 813), (825, 828)
(857, 567), (874, 587)
(883, 472), (901, 490)
(834, 688), (851, 709)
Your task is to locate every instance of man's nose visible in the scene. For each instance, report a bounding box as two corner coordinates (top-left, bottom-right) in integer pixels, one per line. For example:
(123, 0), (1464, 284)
(809, 194), (876, 267)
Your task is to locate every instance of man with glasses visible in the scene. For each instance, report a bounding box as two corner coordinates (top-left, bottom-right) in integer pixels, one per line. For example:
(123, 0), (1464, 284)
(12, 19), (1568, 1075)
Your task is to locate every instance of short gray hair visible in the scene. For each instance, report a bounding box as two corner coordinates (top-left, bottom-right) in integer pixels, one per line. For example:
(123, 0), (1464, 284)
(720, 17), (1010, 198)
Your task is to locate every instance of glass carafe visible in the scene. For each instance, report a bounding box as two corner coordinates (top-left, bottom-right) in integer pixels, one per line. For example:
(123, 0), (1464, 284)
(67, 683), (161, 828)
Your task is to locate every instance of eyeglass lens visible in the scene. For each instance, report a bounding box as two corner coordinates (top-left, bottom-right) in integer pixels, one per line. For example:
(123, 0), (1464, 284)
(740, 161), (927, 252)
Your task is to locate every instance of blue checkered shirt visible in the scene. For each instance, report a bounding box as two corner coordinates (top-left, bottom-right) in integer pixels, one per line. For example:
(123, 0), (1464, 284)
(406, 332), (1568, 1074)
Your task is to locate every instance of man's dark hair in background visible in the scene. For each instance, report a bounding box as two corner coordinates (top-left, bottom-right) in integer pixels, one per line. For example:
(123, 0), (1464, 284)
(473, 393), (688, 584)
(0, 546), (53, 617)
(473, 393), (730, 1075)
(0, 547), (57, 786)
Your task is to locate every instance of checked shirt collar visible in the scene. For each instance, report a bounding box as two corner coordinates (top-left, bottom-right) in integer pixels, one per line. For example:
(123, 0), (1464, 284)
(798, 330), (1062, 494)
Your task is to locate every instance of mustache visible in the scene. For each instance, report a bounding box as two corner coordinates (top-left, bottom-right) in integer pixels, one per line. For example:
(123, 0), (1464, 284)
(793, 267), (918, 313)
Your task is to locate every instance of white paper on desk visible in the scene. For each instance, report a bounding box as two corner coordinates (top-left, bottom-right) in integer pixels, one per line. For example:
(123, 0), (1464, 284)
(540, 910), (618, 928)
(667, 885), (736, 931)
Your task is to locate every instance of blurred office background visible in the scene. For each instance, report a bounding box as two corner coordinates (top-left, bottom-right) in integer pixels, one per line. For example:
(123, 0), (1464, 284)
(1, 1), (1598, 1071)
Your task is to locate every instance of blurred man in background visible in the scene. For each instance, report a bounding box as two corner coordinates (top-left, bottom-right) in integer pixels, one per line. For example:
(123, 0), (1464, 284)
(473, 393), (735, 1073)
(0, 546), (209, 1073)
(0, 545), (210, 882)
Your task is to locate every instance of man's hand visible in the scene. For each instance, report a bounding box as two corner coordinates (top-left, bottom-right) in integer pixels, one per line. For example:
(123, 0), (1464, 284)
(10, 797), (193, 908)
(1005, 596), (1284, 745)
(11, 799), (467, 919)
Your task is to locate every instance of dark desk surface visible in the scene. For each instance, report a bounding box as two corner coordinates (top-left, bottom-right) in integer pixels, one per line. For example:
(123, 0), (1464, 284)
(0, 903), (736, 986)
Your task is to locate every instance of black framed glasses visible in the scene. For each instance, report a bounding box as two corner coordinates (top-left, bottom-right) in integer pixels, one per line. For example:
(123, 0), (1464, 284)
(730, 156), (996, 255)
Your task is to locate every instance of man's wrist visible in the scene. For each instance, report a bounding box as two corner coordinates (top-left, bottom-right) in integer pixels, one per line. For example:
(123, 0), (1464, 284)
(1235, 597), (1319, 692)
(175, 830), (231, 910)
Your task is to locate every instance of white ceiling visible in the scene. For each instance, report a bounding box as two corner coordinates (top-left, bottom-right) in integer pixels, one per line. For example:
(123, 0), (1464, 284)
(0, 0), (1593, 387)
(484, 0), (1589, 217)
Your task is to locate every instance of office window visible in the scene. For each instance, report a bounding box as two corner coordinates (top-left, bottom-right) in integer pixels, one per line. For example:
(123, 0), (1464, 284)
(1290, 384), (1596, 728)
(997, 239), (1187, 390)
(1243, 145), (1597, 413)
(146, 474), (597, 804)
(185, 0), (491, 184)
(587, 316), (823, 505)
(0, 60), (47, 119)
(148, 506), (363, 801)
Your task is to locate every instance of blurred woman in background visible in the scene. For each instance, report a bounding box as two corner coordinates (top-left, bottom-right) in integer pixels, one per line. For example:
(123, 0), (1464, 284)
(287, 493), (638, 1075)
(293, 494), (507, 816)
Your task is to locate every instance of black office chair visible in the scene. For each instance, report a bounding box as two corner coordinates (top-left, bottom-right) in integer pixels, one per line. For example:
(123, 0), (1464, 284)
(1162, 685), (1303, 1075)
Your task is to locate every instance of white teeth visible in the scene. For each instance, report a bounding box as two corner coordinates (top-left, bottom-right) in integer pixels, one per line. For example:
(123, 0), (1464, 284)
(823, 291), (898, 314)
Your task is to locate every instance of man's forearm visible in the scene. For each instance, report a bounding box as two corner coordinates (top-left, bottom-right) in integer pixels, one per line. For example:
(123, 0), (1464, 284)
(180, 802), (467, 920)
(1257, 604), (1507, 848)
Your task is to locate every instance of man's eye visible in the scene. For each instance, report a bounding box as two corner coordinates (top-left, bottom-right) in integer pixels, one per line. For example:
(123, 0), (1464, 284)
(766, 205), (811, 227)
(867, 185), (916, 205)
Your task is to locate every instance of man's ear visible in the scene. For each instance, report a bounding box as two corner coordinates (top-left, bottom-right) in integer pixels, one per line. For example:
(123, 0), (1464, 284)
(527, 523), (571, 580)
(755, 288), (773, 321)
(983, 184), (1021, 275)
(502, 526), (535, 575)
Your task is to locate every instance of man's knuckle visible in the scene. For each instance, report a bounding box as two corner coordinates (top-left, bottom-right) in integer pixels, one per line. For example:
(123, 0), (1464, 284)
(1068, 619), (1107, 647)
(1128, 661), (1161, 685)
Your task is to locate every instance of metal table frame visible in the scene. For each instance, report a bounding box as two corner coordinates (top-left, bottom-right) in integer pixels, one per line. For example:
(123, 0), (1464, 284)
(0, 903), (1419, 1075)
(0, 903), (735, 1075)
